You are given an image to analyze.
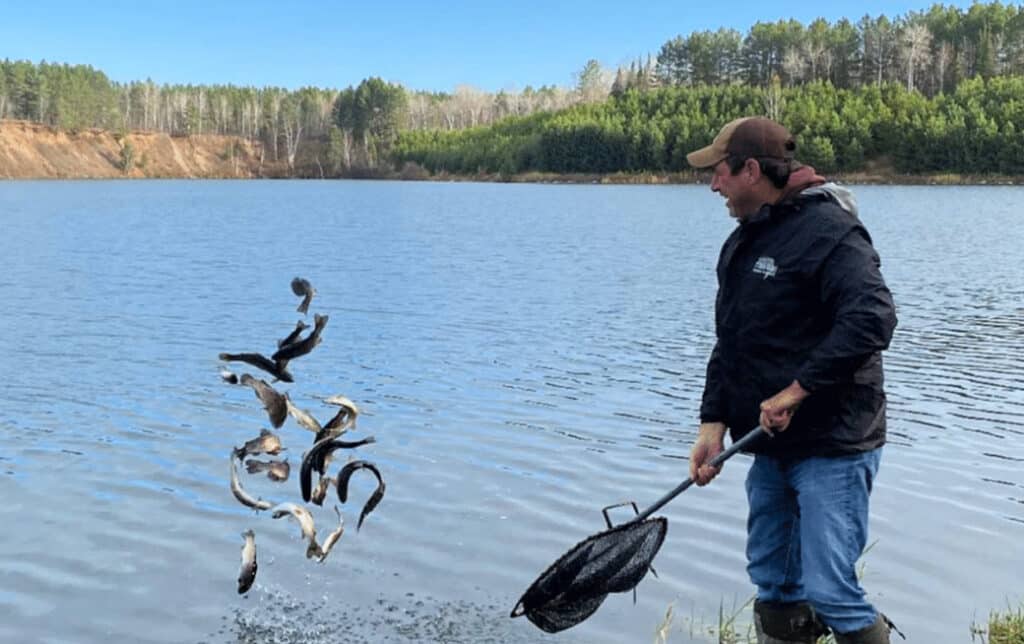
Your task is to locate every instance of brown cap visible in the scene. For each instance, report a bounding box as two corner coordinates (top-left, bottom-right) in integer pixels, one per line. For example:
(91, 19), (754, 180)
(686, 117), (796, 169)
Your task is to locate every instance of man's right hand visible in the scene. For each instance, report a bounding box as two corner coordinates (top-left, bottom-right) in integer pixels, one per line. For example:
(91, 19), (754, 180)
(689, 422), (727, 486)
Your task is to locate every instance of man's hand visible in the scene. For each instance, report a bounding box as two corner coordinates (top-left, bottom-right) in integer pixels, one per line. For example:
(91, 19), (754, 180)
(759, 380), (810, 433)
(689, 422), (727, 486)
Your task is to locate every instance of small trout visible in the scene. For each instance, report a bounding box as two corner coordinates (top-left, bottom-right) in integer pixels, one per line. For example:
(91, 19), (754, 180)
(245, 458), (290, 483)
(237, 529), (257, 594)
(230, 453), (273, 511)
(290, 277), (317, 315)
(336, 460), (386, 532)
(317, 507), (345, 563)
(236, 428), (284, 458)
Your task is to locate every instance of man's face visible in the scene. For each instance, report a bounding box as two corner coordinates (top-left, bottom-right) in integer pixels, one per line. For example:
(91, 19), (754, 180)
(709, 159), (757, 220)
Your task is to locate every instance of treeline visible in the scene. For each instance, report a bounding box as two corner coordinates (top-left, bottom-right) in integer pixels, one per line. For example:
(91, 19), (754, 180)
(0, 59), (575, 171)
(2, 2), (1023, 176)
(392, 78), (1024, 175)
(649, 1), (1024, 94)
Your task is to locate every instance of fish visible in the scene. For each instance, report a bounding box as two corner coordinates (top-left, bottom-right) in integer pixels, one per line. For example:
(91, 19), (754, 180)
(271, 314), (328, 363)
(239, 374), (288, 429)
(245, 458), (290, 482)
(306, 538), (324, 560)
(336, 460), (386, 531)
(237, 529), (257, 594)
(324, 394), (360, 411)
(310, 475), (335, 506)
(315, 394), (360, 441)
(285, 396), (322, 434)
(236, 428), (284, 458)
(219, 352), (294, 383)
(299, 435), (377, 502)
(316, 506), (345, 563)
(270, 501), (317, 542)
(230, 452), (273, 511)
(270, 502), (322, 559)
(220, 368), (239, 385)
(291, 277), (317, 315)
(277, 320), (309, 349)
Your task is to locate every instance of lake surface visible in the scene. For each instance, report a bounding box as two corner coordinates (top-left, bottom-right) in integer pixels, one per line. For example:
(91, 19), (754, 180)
(0, 180), (1021, 644)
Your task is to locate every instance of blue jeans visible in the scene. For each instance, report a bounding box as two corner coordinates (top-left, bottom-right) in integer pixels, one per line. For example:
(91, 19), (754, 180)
(745, 449), (882, 634)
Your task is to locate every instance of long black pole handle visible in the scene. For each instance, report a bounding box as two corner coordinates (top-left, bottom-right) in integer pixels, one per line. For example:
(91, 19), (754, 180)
(634, 426), (767, 522)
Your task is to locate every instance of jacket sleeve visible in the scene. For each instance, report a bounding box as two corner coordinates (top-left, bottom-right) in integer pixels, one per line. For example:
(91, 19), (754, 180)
(700, 341), (727, 423)
(794, 227), (897, 391)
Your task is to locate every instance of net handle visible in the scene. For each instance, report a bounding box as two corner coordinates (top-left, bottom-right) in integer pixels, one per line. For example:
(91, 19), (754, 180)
(633, 426), (767, 522)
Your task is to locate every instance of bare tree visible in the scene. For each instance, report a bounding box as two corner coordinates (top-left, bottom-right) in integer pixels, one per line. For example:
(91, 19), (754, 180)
(143, 81), (158, 131)
(282, 99), (303, 174)
(805, 18), (832, 82)
(764, 75), (785, 121)
(452, 85), (488, 127)
(121, 85), (132, 131)
(318, 92), (336, 132)
(406, 92), (432, 129)
(173, 92), (189, 135)
(196, 87), (205, 135)
(501, 86), (523, 116)
(861, 16), (897, 86)
(902, 23), (933, 92)
(783, 48), (806, 84)
(933, 42), (954, 94)
(575, 59), (611, 103)
(250, 96), (262, 142)
(267, 90), (283, 160)
(803, 43), (820, 80)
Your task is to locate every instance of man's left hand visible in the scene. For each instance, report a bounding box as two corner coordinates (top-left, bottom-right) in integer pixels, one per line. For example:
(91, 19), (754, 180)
(759, 380), (810, 433)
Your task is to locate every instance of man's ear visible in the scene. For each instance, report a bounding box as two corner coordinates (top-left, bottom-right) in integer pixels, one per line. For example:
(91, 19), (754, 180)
(745, 158), (761, 184)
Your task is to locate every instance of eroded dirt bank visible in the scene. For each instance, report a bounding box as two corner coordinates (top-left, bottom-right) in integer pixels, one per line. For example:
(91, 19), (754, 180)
(0, 120), (306, 179)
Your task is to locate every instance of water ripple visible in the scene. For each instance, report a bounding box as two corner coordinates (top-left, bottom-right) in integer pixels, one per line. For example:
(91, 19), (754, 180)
(0, 182), (1021, 643)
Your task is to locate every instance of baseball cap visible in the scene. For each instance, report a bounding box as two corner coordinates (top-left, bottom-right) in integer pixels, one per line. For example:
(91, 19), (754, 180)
(686, 117), (797, 169)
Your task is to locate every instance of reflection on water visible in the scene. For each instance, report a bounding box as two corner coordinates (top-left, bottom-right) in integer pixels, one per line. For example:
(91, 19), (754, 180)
(227, 588), (559, 644)
(0, 181), (1021, 644)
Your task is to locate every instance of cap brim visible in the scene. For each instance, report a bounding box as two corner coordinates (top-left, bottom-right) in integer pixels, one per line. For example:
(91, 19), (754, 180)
(686, 145), (725, 169)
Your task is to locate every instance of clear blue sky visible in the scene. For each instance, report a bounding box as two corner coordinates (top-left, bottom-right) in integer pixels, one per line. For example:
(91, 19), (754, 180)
(1, 0), (979, 92)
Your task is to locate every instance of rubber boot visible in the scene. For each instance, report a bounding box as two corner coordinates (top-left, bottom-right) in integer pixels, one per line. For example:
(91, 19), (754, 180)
(753, 600), (830, 644)
(833, 613), (904, 644)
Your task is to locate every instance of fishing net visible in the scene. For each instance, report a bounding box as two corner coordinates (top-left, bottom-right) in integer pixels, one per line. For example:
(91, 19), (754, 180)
(509, 516), (667, 633)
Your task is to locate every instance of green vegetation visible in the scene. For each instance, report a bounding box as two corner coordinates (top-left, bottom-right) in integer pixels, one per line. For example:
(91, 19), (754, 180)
(649, 2), (1024, 94)
(332, 77), (408, 168)
(973, 604), (1024, 644)
(2, 2), (1024, 177)
(673, 595), (836, 644)
(118, 139), (135, 173)
(393, 78), (1024, 176)
(659, 598), (1024, 643)
(392, 0), (1024, 178)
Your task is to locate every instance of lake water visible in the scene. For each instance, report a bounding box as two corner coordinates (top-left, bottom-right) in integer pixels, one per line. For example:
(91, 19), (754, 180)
(0, 180), (1021, 644)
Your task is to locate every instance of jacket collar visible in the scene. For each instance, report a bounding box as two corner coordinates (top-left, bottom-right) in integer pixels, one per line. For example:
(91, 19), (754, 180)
(740, 165), (826, 227)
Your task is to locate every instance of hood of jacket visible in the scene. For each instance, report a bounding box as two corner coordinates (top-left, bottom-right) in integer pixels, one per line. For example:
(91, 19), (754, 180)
(777, 165), (858, 218)
(800, 181), (859, 218)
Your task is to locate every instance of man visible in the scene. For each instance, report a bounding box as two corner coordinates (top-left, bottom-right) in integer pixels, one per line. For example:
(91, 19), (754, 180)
(685, 117), (898, 644)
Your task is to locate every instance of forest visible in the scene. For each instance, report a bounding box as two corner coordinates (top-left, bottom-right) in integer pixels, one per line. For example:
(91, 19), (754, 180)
(1, 1), (1022, 176)
(392, 79), (1024, 175)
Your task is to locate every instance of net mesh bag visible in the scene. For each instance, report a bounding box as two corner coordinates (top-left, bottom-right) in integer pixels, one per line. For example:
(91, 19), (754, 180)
(510, 516), (667, 633)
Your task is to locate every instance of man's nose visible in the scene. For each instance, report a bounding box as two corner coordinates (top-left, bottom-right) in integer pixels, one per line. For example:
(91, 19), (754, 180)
(710, 175), (720, 192)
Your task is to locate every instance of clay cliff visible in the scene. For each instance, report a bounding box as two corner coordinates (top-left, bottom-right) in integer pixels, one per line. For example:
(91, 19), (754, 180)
(0, 120), (315, 179)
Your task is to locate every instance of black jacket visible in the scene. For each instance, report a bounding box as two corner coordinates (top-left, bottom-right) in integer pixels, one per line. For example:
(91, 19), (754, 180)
(700, 182), (897, 457)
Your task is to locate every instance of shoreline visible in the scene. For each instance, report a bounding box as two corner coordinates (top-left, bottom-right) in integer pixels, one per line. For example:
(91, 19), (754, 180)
(3, 169), (1021, 186)
(404, 169), (1023, 187)
(1, 121), (1020, 185)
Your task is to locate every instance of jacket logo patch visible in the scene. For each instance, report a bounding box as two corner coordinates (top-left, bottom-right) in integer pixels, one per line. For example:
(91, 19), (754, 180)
(753, 256), (778, 279)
